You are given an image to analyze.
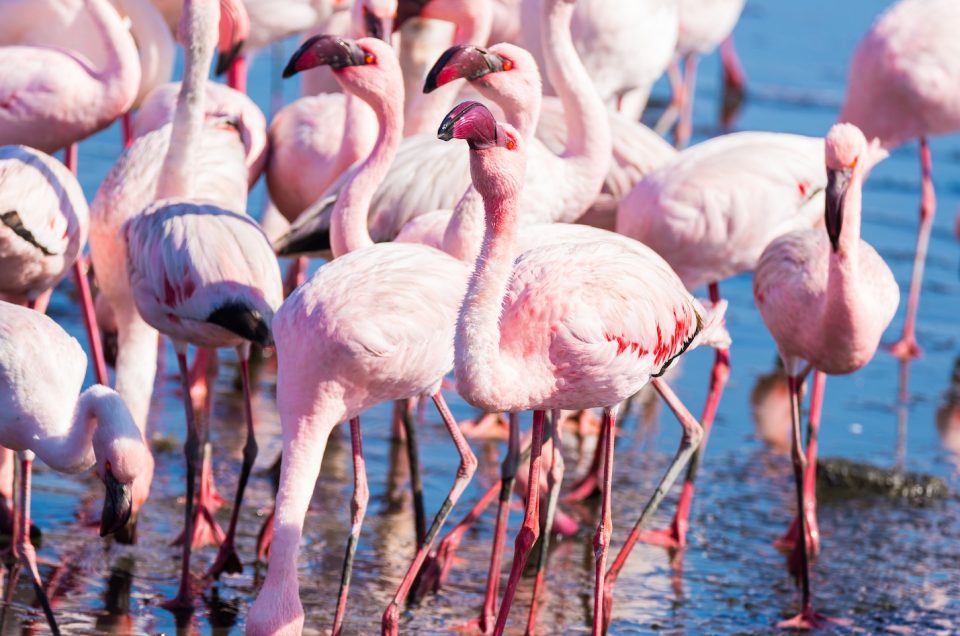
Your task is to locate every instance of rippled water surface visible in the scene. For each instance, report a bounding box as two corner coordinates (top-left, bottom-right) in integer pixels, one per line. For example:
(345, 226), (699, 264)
(14, 0), (960, 633)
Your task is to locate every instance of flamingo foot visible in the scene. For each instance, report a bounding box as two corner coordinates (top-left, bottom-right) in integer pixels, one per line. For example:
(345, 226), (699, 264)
(160, 587), (197, 612)
(255, 508), (274, 562)
(887, 336), (922, 362)
(205, 539), (242, 580)
(636, 525), (684, 550)
(172, 502), (225, 550)
(450, 615), (488, 634)
(777, 607), (850, 630)
(460, 412), (510, 440)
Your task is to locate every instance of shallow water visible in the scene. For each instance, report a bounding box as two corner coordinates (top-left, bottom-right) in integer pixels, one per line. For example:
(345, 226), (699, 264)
(13, 0), (960, 633)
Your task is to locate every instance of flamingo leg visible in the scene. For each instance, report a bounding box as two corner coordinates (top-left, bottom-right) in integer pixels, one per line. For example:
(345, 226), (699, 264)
(382, 392), (478, 635)
(255, 508), (275, 562)
(122, 112), (135, 149)
(492, 410), (546, 636)
(590, 407), (618, 636)
(282, 256), (308, 298)
(775, 371), (825, 558)
(719, 35), (747, 129)
(601, 379), (703, 634)
(890, 136), (934, 363)
(72, 258), (109, 386)
(12, 452), (59, 636)
(639, 282), (730, 550)
(207, 346), (260, 579)
(675, 54), (699, 149)
(526, 410), (565, 635)
(564, 414), (607, 503)
(654, 59), (683, 136)
(163, 347), (203, 611)
(332, 418), (368, 636)
(400, 398), (427, 551)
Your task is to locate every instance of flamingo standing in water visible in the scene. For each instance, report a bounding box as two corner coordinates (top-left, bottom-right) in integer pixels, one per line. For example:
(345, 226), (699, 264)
(752, 123), (899, 629)
(839, 0), (960, 366)
(123, 0), (282, 607)
(439, 100), (727, 635)
(247, 35), (478, 636)
(0, 301), (150, 635)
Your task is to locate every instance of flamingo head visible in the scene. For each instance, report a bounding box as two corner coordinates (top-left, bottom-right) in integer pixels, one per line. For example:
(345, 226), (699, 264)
(824, 123), (887, 252)
(284, 36), (401, 104)
(215, 0), (251, 75)
(353, 0), (398, 40)
(439, 101), (526, 206)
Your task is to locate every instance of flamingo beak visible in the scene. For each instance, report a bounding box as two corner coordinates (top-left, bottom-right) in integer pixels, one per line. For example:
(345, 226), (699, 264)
(216, 40), (245, 76)
(100, 469), (133, 537)
(282, 35), (373, 78)
(438, 101), (498, 150)
(362, 7), (391, 41)
(424, 46), (510, 93)
(395, 0), (430, 29)
(825, 167), (852, 252)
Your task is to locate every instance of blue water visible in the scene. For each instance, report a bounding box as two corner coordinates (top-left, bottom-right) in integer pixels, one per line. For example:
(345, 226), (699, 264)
(15, 0), (960, 633)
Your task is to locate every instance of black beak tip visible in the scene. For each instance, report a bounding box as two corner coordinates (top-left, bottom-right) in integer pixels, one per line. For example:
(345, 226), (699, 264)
(216, 41), (244, 77)
(100, 475), (133, 538)
(423, 75), (439, 94)
(281, 59), (298, 79)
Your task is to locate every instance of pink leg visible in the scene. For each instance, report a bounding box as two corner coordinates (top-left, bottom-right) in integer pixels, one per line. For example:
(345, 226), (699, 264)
(0, 447), (15, 536)
(282, 256), (308, 298)
(890, 137), (935, 362)
(653, 59), (684, 136)
(491, 411), (546, 636)
(122, 112), (134, 149)
(173, 440), (226, 550)
(255, 508), (274, 562)
(399, 398), (427, 551)
(675, 54), (698, 149)
(775, 371), (825, 558)
(206, 347), (260, 579)
(331, 418), (369, 636)
(163, 347), (204, 611)
(719, 36), (747, 129)
(11, 453), (59, 635)
(601, 379), (704, 633)
(639, 282), (730, 550)
(591, 407), (618, 635)
(564, 416), (608, 503)
(526, 411), (565, 635)
(26, 289), (53, 314)
(776, 375), (848, 630)
(73, 258), (109, 386)
(381, 393), (478, 635)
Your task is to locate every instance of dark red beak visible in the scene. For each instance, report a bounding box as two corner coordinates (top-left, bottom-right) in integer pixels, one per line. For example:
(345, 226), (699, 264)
(438, 101), (499, 150)
(424, 45), (511, 93)
(282, 35), (373, 78)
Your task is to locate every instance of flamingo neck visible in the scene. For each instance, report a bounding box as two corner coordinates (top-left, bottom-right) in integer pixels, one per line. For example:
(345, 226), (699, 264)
(822, 169), (864, 335)
(156, 0), (218, 199)
(542, 0), (610, 168)
(85, 0), (142, 122)
(330, 86), (404, 258)
(125, 0), (176, 106)
(455, 161), (520, 408)
(227, 55), (248, 93)
(113, 308), (160, 434)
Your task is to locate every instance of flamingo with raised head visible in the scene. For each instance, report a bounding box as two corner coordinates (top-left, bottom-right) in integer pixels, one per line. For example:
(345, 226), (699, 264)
(123, 0), (282, 607)
(752, 123), (899, 629)
(0, 301), (149, 636)
(839, 0), (960, 366)
(439, 100), (727, 635)
(247, 35), (477, 636)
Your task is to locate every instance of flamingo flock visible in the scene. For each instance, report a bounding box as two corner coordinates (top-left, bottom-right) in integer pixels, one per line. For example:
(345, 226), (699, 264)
(0, 0), (956, 634)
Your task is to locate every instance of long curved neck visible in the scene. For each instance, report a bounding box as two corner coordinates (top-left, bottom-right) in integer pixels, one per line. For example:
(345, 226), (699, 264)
(822, 169), (864, 333)
(125, 0), (177, 105)
(156, 0), (216, 199)
(455, 163), (519, 405)
(541, 0), (610, 165)
(86, 0), (142, 116)
(114, 306), (159, 433)
(330, 85), (404, 258)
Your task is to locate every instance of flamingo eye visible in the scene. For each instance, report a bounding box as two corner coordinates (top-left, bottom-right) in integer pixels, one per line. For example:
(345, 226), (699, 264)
(365, 53), (375, 64)
(506, 138), (516, 150)
(850, 156), (859, 168)
(502, 60), (513, 71)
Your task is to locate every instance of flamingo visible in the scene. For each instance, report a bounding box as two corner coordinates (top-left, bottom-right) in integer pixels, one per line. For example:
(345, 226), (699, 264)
(666, 0), (747, 148)
(0, 300), (149, 635)
(520, 0), (678, 121)
(247, 35), (478, 636)
(122, 0), (282, 607)
(838, 0), (960, 366)
(752, 122), (899, 629)
(89, 0), (265, 548)
(439, 100), (728, 635)
(604, 131), (825, 563)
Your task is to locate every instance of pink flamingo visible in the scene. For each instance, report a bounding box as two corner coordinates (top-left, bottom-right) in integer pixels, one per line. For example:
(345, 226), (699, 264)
(89, 0), (265, 547)
(247, 35), (478, 636)
(122, 0), (282, 607)
(752, 123), (899, 629)
(520, 0), (678, 121)
(440, 100), (727, 635)
(839, 0), (960, 364)
(607, 130), (826, 561)
(0, 300), (150, 635)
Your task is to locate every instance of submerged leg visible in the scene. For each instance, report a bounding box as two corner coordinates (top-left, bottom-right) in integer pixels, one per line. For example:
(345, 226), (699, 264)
(14, 452), (59, 636)
(332, 418), (369, 636)
(602, 379), (703, 633)
(527, 411), (565, 636)
(639, 282), (730, 549)
(719, 35), (747, 129)
(73, 258), (109, 386)
(492, 410), (547, 636)
(400, 399), (427, 551)
(591, 407), (617, 636)
(382, 393), (477, 635)
(207, 345), (260, 579)
(675, 54), (699, 149)
(564, 415), (607, 503)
